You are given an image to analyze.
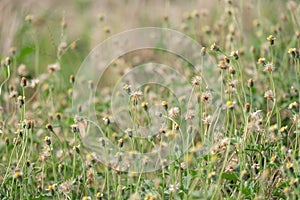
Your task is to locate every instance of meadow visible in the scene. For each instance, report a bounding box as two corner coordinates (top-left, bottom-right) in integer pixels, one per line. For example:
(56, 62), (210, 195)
(0, 0), (300, 199)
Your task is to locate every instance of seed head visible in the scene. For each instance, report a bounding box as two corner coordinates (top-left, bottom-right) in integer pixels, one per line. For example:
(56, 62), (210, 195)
(130, 90), (143, 106)
(217, 60), (228, 70)
(263, 62), (275, 73)
(201, 91), (212, 104)
(168, 107), (180, 118)
(264, 90), (274, 101)
(191, 76), (202, 87)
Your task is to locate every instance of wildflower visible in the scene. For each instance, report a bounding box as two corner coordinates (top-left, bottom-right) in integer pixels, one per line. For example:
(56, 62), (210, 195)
(82, 196), (92, 200)
(248, 79), (254, 87)
(70, 41), (77, 49)
(286, 1), (297, 11)
(103, 26), (111, 34)
(123, 84), (132, 94)
(55, 112), (62, 121)
(210, 43), (220, 51)
(185, 110), (195, 120)
(257, 57), (266, 65)
(290, 178), (298, 185)
(17, 96), (25, 108)
(168, 107), (180, 118)
(88, 80), (94, 90)
(201, 91), (212, 104)
(264, 90), (274, 101)
(9, 47), (16, 56)
(203, 115), (212, 125)
(191, 76), (202, 87)
(99, 137), (106, 146)
(48, 63), (60, 73)
(217, 60), (228, 70)
(244, 103), (250, 112)
(191, 9), (199, 18)
(286, 162), (293, 169)
(270, 155), (277, 164)
(58, 180), (75, 194)
(141, 101), (148, 111)
(102, 115), (110, 125)
(47, 184), (57, 194)
(279, 125), (288, 133)
(288, 48), (299, 58)
(25, 14), (33, 23)
(44, 136), (51, 146)
(225, 100), (235, 109)
(253, 19), (260, 28)
(208, 171), (216, 179)
(288, 101), (299, 109)
(73, 145), (80, 153)
(20, 77), (27, 87)
(98, 13), (105, 21)
(228, 80), (238, 93)
(46, 123), (54, 132)
(161, 100), (168, 111)
(5, 137), (9, 146)
(267, 35), (276, 45)
(118, 138), (124, 147)
(71, 124), (79, 133)
(230, 50), (239, 60)
(125, 128), (133, 138)
(229, 66), (236, 75)
(145, 193), (156, 200)
(263, 62), (275, 73)
(69, 74), (75, 84)
(13, 169), (23, 181)
(201, 47), (206, 56)
(169, 183), (179, 192)
(96, 192), (103, 199)
(130, 90), (143, 105)
(25, 120), (34, 129)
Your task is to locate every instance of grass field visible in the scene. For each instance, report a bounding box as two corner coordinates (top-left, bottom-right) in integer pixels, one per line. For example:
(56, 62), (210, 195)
(0, 0), (300, 199)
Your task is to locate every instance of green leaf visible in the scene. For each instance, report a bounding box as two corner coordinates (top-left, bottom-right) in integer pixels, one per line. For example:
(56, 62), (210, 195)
(221, 173), (239, 181)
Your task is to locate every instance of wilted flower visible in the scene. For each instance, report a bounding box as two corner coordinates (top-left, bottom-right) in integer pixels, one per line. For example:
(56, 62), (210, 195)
(48, 63), (61, 73)
(191, 76), (202, 87)
(168, 107), (180, 118)
(264, 90), (274, 101)
(130, 90), (143, 105)
(264, 62), (275, 73)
